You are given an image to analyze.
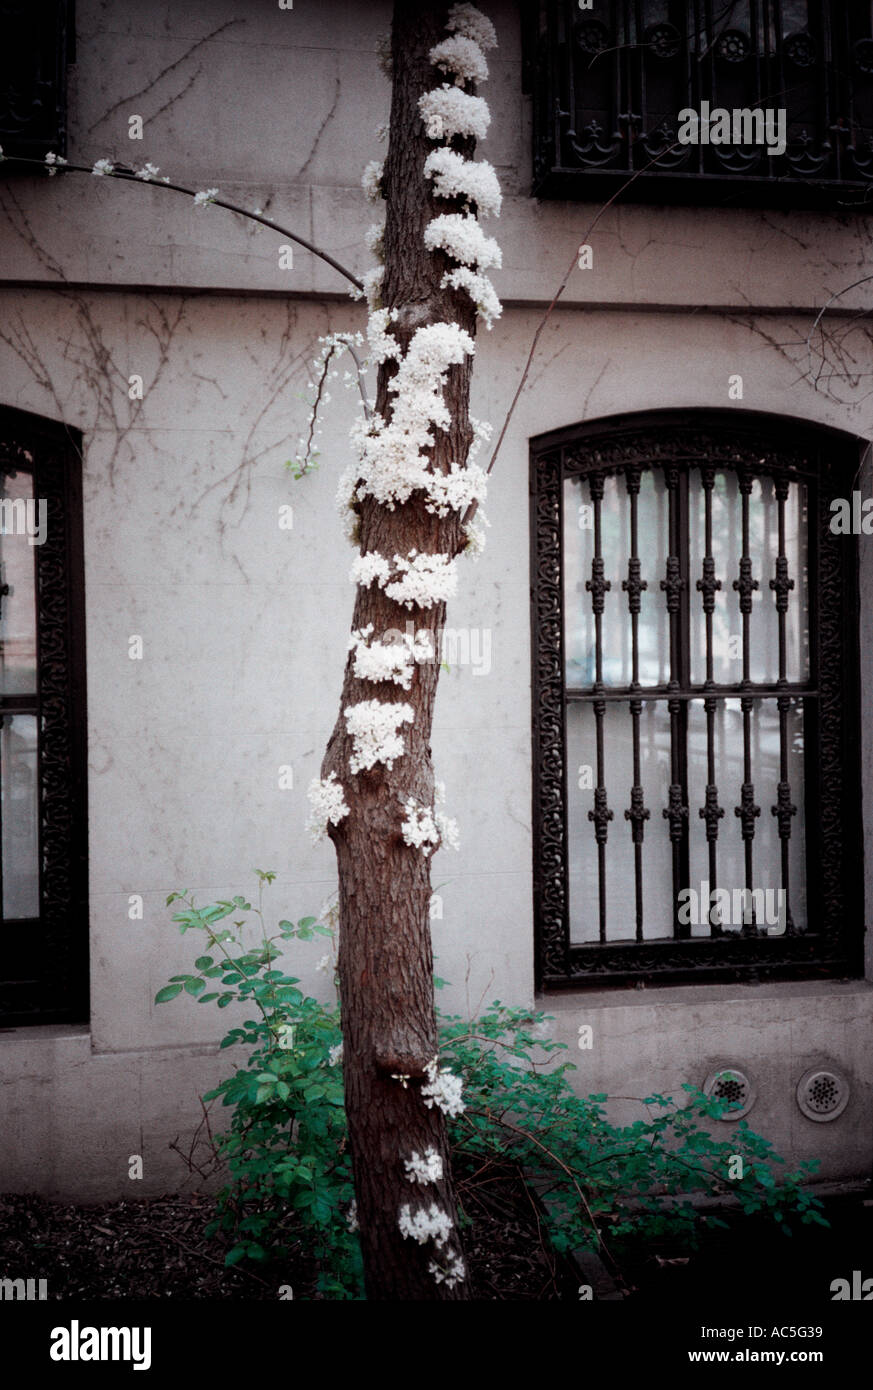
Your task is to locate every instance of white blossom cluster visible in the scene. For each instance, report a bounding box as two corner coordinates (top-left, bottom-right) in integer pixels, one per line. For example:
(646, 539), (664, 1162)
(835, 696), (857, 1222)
(403, 1147), (444, 1184)
(384, 551), (459, 610)
(424, 460), (487, 516)
(135, 162), (161, 181)
(349, 321), (475, 509)
(362, 159), (384, 202)
(348, 624), (431, 689)
(447, 1), (498, 49)
(400, 795), (460, 856)
(306, 772), (350, 843)
(328, 1041), (344, 1067)
(92, 158), (114, 176)
(344, 699), (414, 773)
(440, 266), (502, 329)
(44, 151), (67, 176)
(424, 147), (501, 217)
(346, 1200), (359, 1233)
(419, 85), (490, 141)
(429, 34), (489, 86)
(193, 187), (219, 207)
(400, 798), (440, 854)
(398, 1202), (453, 1247)
(365, 222), (385, 259)
(423, 212), (501, 271)
(421, 1055), (466, 1117)
(428, 1253), (467, 1288)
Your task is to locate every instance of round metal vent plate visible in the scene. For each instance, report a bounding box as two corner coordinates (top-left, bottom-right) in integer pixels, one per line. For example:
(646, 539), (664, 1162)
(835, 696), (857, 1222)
(703, 1067), (756, 1120)
(796, 1067), (849, 1122)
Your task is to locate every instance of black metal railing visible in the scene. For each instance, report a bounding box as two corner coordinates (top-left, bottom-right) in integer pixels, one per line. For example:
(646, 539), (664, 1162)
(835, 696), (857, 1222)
(525, 0), (873, 208)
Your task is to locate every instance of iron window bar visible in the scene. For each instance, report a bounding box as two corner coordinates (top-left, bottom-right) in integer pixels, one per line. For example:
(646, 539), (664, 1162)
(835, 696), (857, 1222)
(525, 0), (873, 208)
(531, 411), (863, 988)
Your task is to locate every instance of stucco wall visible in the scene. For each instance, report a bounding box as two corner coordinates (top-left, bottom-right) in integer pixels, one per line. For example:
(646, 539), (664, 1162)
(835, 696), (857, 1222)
(1, 0), (871, 1197)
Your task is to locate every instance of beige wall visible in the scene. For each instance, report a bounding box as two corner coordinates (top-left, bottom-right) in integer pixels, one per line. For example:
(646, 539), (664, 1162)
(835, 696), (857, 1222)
(1, 0), (871, 1197)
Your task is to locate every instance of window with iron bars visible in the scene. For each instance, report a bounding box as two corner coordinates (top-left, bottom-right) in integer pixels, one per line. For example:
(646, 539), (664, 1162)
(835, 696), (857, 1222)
(530, 411), (863, 987)
(0, 406), (88, 1026)
(524, 1), (873, 208)
(0, 0), (73, 165)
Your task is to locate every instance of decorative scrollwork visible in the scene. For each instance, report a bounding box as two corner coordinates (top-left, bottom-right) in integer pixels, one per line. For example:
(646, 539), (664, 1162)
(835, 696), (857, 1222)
(715, 29), (751, 63)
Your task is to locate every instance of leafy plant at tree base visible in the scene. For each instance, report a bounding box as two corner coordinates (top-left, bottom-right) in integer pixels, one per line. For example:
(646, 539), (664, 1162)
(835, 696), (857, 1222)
(157, 876), (827, 1300)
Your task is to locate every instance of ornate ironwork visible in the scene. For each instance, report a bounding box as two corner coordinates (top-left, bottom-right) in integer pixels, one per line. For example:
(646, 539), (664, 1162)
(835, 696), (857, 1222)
(0, 407), (87, 1025)
(526, 1), (873, 208)
(530, 410), (863, 988)
(0, 1), (72, 163)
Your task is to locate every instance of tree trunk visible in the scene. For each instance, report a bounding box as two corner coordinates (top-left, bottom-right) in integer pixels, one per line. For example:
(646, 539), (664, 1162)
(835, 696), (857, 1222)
(321, 0), (480, 1300)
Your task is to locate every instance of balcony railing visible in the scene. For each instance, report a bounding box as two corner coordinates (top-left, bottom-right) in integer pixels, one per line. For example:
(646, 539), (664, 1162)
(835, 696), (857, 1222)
(0, 1), (72, 163)
(525, 1), (873, 208)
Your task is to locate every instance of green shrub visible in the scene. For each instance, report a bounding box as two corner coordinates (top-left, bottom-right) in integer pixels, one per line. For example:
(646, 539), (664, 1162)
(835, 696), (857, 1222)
(157, 874), (827, 1299)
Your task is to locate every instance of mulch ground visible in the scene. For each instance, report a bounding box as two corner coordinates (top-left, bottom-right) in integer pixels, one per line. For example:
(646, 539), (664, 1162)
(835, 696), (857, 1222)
(0, 1164), (578, 1300)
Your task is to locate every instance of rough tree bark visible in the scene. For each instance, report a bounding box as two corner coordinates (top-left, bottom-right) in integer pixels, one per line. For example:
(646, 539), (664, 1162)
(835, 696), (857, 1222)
(320, 0), (482, 1300)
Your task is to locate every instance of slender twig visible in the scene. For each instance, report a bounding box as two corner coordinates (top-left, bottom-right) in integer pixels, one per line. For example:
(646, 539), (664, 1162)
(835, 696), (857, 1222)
(805, 273), (873, 389)
(0, 156), (363, 290)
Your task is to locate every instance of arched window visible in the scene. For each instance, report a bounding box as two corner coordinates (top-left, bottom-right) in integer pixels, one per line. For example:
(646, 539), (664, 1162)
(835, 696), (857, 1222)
(531, 410), (863, 987)
(0, 406), (87, 1024)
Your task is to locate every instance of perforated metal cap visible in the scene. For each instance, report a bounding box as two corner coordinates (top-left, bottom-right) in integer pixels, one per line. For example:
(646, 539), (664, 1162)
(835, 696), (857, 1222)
(703, 1067), (756, 1120)
(796, 1067), (849, 1122)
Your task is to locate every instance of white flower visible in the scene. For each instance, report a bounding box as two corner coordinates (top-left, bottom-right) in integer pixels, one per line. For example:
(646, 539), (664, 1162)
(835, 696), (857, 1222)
(348, 625), (429, 690)
(344, 700), (414, 773)
(429, 1252), (467, 1288)
(441, 266), (502, 329)
(436, 811), (461, 851)
(360, 265), (384, 310)
(44, 151), (67, 176)
(424, 148), (502, 217)
(315, 953), (331, 974)
(328, 1041), (344, 1067)
(424, 461), (488, 516)
(134, 162), (160, 181)
(349, 321), (475, 511)
(346, 1200), (359, 1233)
(306, 772), (350, 843)
(424, 213), (502, 271)
(429, 34), (489, 86)
(401, 798), (441, 855)
(362, 159), (384, 202)
(365, 306), (401, 364)
(447, 3), (498, 50)
(404, 1147), (444, 1184)
(350, 551), (392, 589)
(193, 187), (219, 207)
(365, 222), (385, 258)
(92, 158), (114, 176)
(398, 1202), (453, 1247)
(421, 1056), (465, 1118)
(384, 552), (459, 610)
(419, 84), (490, 141)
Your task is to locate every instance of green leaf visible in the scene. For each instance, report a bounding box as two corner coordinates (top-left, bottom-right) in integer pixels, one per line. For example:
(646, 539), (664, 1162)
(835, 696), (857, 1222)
(155, 984), (183, 1004)
(184, 977), (206, 996)
(194, 955), (214, 970)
